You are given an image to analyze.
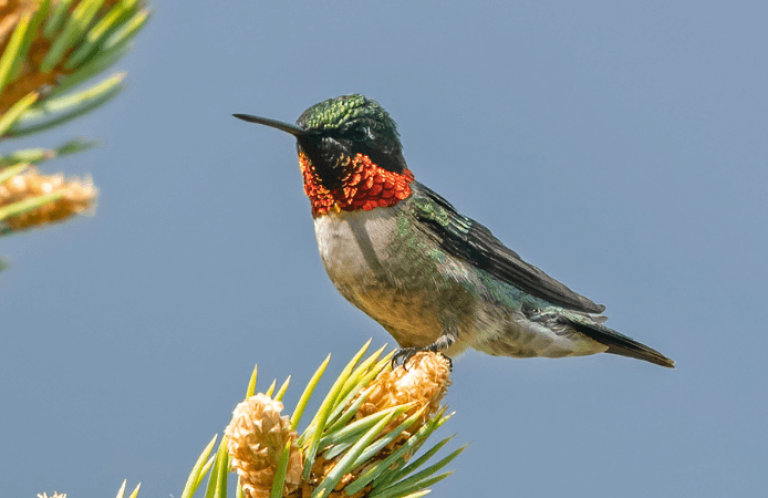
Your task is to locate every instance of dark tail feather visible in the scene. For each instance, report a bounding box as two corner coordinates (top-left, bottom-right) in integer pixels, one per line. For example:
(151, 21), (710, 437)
(568, 320), (675, 368)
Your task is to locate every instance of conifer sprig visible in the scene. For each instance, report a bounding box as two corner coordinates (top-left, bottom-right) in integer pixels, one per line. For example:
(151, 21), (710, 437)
(0, 0), (149, 252)
(178, 342), (466, 498)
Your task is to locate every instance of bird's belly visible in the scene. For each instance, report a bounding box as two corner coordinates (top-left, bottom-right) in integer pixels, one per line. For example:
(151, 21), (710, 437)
(313, 209), (459, 348)
(338, 281), (445, 348)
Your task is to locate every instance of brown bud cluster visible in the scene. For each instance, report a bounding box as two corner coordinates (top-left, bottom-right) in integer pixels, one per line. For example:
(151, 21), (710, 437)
(358, 352), (451, 436)
(0, 167), (96, 231)
(225, 394), (303, 498)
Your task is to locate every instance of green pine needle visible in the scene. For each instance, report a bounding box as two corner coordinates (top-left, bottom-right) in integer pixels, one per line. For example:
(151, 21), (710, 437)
(323, 343), (389, 426)
(302, 340), (373, 478)
(265, 379), (278, 397)
(43, 0), (74, 40)
(126, 483), (142, 498)
(114, 480), (142, 498)
(275, 376), (291, 401)
(101, 8), (152, 53)
(348, 406), (428, 471)
(318, 404), (411, 449)
(214, 436), (229, 498)
(312, 410), (398, 498)
(291, 353), (331, 431)
(196, 458), (216, 492)
(377, 444), (467, 497)
(9, 73), (125, 138)
(115, 480), (128, 498)
(54, 42), (133, 96)
(270, 440), (294, 498)
(0, 192), (62, 222)
(40, 0), (108, 72)
(180, 435), (218, 498)
(369, 472), (453, 498)
(12, 1), (51, 79)
(323, 385), (374, 435)
(375, 436), (456, 490)
(304, 340), (373, 436)
(0, 138), (100, 167)
(355, 410), (452, 492)
(13, 73), (125, 127)
(0, 91), (38, 137)
(244, 364), (258, 399)
(320, 440), (353, 461)
(393, 490), (432, 498)
(0, 13), (31, 98)
(204, 437), (229, 498)
(65, 0), (142, 69)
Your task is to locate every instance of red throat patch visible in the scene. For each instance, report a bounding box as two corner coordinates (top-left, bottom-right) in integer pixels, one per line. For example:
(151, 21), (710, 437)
(299, 152), (415, 217)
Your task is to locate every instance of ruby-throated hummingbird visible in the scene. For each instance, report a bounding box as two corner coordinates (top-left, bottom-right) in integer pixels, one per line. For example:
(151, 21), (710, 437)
(234, 94), (674, 368)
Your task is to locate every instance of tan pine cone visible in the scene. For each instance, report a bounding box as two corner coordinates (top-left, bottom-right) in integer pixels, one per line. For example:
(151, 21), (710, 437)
(358, 352), (451, 439)
(225, 394), (303, 498)
(0, 167), (96, 231)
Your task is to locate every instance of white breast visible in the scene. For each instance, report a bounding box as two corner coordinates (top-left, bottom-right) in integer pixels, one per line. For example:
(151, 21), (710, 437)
(313, 208), (401, 282)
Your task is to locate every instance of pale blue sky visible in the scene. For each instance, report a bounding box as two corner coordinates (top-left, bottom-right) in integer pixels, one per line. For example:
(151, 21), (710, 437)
(2, 1), (767, 497)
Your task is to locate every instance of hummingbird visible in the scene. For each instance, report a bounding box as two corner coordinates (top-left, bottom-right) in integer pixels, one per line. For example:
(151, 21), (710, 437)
(234, 94), (674, 368)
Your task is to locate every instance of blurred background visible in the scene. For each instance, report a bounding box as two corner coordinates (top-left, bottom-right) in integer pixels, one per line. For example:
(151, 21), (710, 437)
(2, 1), (767, 497)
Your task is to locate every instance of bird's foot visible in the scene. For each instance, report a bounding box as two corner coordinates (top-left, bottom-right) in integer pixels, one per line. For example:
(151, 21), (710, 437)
(391, 347), (420, 369)
(391, 346), (453, 372)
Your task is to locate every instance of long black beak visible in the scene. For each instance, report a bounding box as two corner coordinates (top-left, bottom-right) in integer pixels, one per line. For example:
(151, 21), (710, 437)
(233, 114), (306, 136)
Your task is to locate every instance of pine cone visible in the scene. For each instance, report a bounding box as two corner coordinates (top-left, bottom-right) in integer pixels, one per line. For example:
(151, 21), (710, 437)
(225, 394), (303, 498)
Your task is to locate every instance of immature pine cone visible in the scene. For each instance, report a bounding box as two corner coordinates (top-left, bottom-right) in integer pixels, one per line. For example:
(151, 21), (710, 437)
(359, 352), (451, 436)
(225, 394), (303, 498)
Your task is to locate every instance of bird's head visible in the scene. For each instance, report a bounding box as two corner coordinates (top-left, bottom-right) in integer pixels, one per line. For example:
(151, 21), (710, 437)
(235, 94), (414, 217)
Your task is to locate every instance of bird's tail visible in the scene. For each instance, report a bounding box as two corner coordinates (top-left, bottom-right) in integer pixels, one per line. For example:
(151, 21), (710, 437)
(566, 317), (675, 368)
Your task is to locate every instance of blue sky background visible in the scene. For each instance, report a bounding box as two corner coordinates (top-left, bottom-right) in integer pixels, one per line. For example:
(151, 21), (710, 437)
(2, 1), (767, 497)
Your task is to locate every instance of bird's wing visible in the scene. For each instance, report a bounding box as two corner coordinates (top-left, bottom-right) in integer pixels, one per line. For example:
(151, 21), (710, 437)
(410, 183), (606, 314)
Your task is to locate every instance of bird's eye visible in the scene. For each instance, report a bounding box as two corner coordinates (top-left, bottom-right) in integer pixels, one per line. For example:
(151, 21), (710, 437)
(349, 127), (369, 141)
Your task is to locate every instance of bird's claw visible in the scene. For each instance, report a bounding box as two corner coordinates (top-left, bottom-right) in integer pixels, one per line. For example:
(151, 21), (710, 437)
(391, 347), (420, 369)
(391, 347), (454, 372)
